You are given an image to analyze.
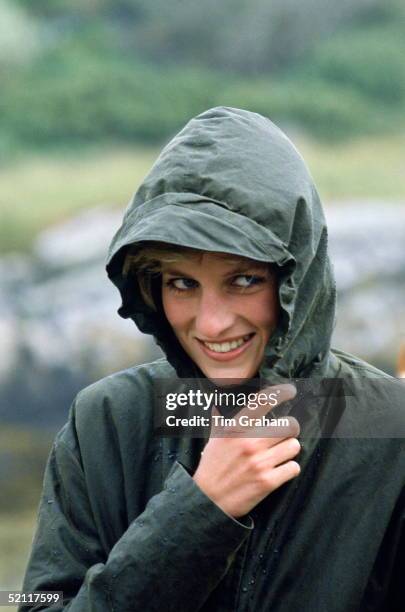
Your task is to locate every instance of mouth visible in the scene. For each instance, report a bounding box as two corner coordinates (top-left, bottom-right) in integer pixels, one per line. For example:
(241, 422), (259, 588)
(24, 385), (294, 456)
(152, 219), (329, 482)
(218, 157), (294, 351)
(197, 333), (255, 361)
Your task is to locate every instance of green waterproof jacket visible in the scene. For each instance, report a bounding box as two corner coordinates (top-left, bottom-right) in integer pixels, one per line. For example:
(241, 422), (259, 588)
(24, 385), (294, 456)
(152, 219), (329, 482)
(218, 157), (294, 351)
(20, 108), (405, 611)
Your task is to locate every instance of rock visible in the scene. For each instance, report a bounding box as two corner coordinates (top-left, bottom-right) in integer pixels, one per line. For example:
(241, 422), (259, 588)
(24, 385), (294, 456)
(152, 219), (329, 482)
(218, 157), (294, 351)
(33, 206), (123, 270)
(325, 201), (405, 290)
(0, 201), (404, 429)
(325, 201), (405, 370)
(0, 207), (161, 428)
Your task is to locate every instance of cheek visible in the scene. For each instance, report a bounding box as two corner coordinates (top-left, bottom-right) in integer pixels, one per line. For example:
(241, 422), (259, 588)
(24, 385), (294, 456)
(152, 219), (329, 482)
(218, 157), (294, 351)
(251, 288), (279, 335)
(162, 290), (190, 331)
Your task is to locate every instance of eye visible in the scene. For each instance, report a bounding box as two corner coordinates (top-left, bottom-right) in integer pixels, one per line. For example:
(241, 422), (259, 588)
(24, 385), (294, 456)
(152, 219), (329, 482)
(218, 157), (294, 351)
(232, 274), (266, 289)
(166, 277), (199, 291)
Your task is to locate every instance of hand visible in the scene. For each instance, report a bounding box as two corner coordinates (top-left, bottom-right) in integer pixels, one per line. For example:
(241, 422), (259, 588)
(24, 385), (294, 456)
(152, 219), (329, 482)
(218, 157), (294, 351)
(193, 384), (300, 518)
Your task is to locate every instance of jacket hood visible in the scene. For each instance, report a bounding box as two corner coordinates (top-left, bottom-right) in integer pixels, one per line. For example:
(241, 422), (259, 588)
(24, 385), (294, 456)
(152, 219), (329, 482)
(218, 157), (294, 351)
(106, 106), (337, 381)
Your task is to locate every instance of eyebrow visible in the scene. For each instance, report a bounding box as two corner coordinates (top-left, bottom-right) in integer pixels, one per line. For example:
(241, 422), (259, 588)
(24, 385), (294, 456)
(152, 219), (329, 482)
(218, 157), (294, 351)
(161, 267), (194, 276)
(162, 263), (269, 277)
(226, 262), (265, 273)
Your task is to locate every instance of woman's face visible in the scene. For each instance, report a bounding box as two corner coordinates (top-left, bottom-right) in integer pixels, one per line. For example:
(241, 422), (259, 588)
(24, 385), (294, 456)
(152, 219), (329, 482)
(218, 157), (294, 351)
(161, 252), (279, 381)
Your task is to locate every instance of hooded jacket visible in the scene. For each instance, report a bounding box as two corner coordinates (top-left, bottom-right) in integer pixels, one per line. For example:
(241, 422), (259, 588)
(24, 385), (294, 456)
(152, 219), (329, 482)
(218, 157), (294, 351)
(20, 107), (405, 611)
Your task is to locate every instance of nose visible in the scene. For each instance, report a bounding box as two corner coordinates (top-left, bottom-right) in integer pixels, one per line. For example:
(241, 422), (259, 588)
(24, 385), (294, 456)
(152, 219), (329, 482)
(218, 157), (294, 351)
(194, 288), (236, 339)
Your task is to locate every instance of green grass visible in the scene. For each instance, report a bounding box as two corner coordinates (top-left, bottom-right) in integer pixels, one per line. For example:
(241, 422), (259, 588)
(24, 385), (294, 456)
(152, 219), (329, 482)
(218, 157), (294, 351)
(1, 135), (405, 254)
(0, 511), (37, 595)
(0, 146), (158, 253)
(0, 426), (53, 516)
(0, 427), (53, 604)
(300, 133), (405, 200)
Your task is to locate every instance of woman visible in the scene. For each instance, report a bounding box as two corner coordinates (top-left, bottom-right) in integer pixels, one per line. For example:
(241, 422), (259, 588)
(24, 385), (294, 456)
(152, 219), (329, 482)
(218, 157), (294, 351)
(21, 107), (405, 611)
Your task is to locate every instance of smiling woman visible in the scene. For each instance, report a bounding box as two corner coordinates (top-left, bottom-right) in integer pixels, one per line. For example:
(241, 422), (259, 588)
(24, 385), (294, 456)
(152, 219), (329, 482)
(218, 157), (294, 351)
(124, 245), (279, 380)
(20, 107), (405, 612)
(160, 251), (276, 381)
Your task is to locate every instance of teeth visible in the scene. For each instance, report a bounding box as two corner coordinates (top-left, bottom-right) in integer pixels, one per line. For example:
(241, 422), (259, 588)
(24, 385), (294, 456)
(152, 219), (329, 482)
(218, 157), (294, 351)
(203, 335), (251, 353)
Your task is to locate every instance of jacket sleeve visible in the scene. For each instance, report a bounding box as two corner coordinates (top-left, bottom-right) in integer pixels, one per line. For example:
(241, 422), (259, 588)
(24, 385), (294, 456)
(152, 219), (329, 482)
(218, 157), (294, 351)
(19, 432), (253, 612)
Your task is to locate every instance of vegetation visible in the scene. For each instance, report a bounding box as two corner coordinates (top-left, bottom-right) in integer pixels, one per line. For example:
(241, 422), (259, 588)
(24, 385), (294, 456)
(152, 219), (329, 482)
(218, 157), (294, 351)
(1, 2), (405, 588)
(0, 426), (52, 591)
(0, 511), (37, 593)
(0, 426), (52, 513)
(0, 147), (157, 252)
(1, 0), (405, 157)
(1, 133), (405, 254)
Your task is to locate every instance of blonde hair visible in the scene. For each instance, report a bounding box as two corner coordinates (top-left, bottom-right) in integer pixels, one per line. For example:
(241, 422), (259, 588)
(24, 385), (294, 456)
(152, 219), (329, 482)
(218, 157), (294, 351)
(123, 241), (273, 310)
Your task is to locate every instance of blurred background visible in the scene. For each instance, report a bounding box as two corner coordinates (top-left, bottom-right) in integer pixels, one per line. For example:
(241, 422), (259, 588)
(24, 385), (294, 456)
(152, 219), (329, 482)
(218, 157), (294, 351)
(1, 0), (405, 595)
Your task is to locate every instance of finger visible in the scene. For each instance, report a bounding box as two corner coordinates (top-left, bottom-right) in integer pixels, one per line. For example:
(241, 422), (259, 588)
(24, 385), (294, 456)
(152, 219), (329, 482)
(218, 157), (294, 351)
(236, 383), (297, 421)
(211, 416), (300, 442)
(210, 409), (300, 438)
(210, 405), (246, 436)
(256, 437), (301, 467)
(265, 460), (301, 491)
(211, 384), (296, 422)
(270, 383), (298, 405)
(211, 392), (299, 438)
(227, 415), (300, 439)
(211, 406), (221, 419)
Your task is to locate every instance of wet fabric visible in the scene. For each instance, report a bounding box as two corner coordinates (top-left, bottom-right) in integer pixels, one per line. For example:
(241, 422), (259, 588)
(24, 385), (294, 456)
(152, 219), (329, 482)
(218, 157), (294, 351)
(106, 107), (336, 382)
(20, 108), (405, 611)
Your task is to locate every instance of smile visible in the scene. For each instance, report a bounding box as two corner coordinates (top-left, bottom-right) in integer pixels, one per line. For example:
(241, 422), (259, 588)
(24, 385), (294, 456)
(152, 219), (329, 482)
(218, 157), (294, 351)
(202, 334), (253, 353)
(197, 333), (255, 361)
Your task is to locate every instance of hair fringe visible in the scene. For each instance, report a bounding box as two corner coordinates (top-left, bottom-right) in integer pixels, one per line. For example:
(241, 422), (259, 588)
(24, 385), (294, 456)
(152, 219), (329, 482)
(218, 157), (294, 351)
(122, 241), (273, 311)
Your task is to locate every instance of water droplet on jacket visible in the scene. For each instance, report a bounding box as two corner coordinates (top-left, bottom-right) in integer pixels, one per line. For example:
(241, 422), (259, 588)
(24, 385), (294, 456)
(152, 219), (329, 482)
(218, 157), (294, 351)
(262, 569), (267, 575)
(250, 579), (255, 585)
(259, 553), (264, 560)
(242, 587), (248, 593)
(47, 499), (54, 504)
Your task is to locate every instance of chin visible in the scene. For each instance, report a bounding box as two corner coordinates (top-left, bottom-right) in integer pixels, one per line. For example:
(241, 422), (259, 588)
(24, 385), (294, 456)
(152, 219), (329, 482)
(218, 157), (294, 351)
(202, 365), (256, 383)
